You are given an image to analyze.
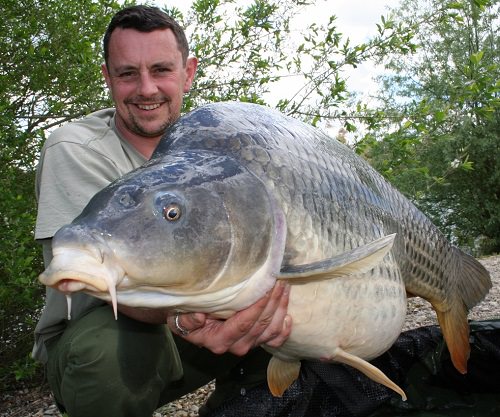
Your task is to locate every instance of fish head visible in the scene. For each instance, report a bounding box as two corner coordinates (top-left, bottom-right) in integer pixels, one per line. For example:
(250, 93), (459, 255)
(39, 151), (286, 312)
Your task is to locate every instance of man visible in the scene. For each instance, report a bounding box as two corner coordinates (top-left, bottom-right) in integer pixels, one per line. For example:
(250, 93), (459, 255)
(34, 6), (291, 417)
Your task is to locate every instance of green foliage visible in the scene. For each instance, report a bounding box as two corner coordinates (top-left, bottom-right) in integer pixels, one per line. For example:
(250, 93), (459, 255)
(357, 0), (500, 254)
(166, 0), (417, 124)
(0, 0), (123, 390)
(168, 0), (306, 109)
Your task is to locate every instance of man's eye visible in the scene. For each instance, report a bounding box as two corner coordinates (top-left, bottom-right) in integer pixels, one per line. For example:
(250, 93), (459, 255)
(118, 71), (137, 79)
(154, 67), (170, 75)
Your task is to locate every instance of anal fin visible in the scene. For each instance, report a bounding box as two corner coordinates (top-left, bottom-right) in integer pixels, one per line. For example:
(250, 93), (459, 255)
(333, 347), (407, 401)
(267, 356), (301, 397)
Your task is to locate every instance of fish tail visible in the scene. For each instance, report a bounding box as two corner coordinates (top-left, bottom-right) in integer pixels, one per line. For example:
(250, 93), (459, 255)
(435, 307), (470, 374)
(435, 249), (491, 374)
(455, 248), (492, 310)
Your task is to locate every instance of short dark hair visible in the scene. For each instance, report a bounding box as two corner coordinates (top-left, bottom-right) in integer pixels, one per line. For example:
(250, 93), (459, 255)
(103, 5), (190, 66)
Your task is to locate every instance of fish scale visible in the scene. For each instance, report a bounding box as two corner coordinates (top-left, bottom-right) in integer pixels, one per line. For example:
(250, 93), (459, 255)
(40, 101), (491, 401)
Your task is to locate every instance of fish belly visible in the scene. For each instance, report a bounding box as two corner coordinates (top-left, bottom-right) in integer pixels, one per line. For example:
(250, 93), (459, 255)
(270, 258), (407, 363)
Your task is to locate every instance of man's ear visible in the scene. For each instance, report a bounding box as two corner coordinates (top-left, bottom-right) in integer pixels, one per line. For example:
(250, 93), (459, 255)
(183, 57), (198, 93)
(101, 64), (111, 89)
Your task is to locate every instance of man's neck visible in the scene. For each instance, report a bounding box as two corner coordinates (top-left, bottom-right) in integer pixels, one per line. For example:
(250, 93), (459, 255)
(121, 133), (161, 160)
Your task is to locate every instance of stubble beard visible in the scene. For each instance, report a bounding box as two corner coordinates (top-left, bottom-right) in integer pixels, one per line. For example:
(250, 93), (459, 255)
(127, 101), (180, 138)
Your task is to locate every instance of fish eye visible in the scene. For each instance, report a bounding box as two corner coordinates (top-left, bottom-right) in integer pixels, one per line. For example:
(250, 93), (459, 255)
(163, 204), (181, 221)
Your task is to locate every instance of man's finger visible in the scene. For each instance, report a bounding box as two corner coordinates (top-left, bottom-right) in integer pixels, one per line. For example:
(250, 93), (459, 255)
(230, 282), (290, 353)
(178, 281), (292, 356)
(261, 314), (292, 348)
(213, 282), (285, 347)
(170, 312), (206, 336)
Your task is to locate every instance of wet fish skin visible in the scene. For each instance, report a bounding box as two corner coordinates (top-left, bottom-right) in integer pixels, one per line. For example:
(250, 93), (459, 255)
(156, 102), (491, 374)
(47, 152), (283, 314)
(39, 102), (491, 399)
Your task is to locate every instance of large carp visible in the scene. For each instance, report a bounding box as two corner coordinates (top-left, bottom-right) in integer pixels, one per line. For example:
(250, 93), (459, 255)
(40, 102), (491, 400)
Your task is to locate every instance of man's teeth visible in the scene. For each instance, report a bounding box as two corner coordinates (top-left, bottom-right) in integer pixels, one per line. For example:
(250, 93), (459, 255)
(137, 103), (161, 110)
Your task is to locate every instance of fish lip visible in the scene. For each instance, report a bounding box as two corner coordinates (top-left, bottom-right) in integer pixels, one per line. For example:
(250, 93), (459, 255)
(41, 270), (111, 293)
(39, 247), (124, 294)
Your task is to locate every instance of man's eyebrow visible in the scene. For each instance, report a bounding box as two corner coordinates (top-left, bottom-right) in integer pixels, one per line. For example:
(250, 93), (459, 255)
(112, 61), (176, 73)
(151, 61), (176, 69)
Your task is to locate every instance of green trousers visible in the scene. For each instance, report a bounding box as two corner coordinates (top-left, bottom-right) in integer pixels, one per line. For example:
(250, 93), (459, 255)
(45, 305), (270, 417)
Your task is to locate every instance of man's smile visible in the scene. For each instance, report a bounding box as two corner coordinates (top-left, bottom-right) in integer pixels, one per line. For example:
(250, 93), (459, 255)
(136, 103), (162, 110)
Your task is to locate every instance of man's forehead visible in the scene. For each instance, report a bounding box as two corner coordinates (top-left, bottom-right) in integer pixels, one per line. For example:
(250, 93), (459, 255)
(109, 28), (180, 52)
(107, 27), (182, 61)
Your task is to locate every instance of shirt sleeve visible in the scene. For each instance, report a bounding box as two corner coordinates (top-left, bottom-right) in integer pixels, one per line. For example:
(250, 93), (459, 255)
(35, 140), (122, 239)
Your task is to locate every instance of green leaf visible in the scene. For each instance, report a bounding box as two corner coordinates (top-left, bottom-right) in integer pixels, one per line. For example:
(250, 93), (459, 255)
(470, 50), (485, 65)
(434, 110), (446, 122)
(447, 2), (464, 10)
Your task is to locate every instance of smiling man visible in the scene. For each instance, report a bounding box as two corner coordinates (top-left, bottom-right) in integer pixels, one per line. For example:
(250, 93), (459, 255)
(102, 25), (197, 157)
(33, 6), (291, 417)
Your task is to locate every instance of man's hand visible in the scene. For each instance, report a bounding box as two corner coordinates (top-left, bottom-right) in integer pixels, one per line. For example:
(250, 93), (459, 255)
(168, 281), (292, 356)
(117, 281), (292, 356)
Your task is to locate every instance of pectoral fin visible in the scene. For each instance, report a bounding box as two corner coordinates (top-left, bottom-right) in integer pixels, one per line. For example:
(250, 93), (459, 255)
(277, 234), (396, 281)
(333, 347), (407, 401)
(267, 356), (301, 397)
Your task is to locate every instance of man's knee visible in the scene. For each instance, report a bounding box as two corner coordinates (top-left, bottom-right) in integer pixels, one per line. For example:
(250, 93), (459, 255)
(47, 305), (182, 417)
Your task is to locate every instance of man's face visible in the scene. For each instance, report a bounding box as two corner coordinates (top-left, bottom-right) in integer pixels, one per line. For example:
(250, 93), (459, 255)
(102, 28), (197, 139)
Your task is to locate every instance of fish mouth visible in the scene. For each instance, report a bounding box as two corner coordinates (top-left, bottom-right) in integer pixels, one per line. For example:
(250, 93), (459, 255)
(39, 247), (124, 319)
(48, 273), (110, 293)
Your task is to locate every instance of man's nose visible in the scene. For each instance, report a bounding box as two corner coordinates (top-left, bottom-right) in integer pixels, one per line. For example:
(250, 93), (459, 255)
(137, 72), (159, 96)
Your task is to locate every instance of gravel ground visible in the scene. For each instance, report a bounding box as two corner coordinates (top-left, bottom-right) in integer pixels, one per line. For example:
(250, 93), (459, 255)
(1, 255), (498, 417)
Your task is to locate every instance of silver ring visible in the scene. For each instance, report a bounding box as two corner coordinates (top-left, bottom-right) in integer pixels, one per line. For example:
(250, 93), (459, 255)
(174, 312), (190, 336)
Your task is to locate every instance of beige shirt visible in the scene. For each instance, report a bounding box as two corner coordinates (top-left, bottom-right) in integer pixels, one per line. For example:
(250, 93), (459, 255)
(33, 108), (147, 363)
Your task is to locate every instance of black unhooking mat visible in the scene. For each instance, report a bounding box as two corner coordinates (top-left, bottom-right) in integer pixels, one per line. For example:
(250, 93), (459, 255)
(207, 320), (500, 417)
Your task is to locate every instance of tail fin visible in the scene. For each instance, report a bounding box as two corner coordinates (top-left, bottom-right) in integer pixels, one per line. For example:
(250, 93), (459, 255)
(435, 307), (470, 374)
(455, 249), (492, 310)
(434, 249), (491, 374)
